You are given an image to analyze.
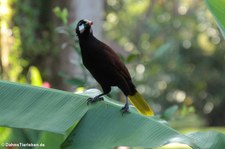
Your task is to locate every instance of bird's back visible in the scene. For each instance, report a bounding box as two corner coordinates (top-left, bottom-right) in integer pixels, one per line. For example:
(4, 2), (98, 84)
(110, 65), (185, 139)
(79, 36), (135, 94)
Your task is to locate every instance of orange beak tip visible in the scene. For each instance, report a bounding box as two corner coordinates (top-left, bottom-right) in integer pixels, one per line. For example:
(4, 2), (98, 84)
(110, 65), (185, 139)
(89, 21), (93, 26)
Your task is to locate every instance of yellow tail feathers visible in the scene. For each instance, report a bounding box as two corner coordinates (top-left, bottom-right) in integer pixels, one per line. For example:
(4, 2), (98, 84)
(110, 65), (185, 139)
(128, 92), (154, 116)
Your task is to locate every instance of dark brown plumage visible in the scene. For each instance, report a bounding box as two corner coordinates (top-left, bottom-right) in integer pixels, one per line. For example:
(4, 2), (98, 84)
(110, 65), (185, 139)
(75, 19), (154, 116)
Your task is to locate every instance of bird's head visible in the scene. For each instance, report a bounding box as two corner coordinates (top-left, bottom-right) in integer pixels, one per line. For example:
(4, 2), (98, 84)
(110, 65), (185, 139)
(76, 19), (93, 36)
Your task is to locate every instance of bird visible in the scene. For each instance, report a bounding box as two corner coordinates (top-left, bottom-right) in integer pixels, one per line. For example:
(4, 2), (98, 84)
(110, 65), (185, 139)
(75, 19), (154, 116)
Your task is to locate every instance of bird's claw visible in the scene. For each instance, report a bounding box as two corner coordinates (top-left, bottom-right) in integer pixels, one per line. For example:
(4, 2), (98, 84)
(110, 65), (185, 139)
(87, 96), (104, 105)
(120, 105), (130, 115)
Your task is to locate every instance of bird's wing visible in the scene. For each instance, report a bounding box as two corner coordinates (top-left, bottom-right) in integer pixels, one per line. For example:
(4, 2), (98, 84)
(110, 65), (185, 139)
(100, 42), (132, 81)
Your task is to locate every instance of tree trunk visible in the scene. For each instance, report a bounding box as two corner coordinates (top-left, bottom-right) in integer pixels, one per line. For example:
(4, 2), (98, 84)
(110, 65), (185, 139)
(73, 0), (104, 39)
(50, 0), (104, 91)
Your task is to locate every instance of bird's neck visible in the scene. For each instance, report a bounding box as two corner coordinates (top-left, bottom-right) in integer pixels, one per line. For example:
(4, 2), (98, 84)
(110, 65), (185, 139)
(78, 32), (94, 40)
(78, 34), (95, 45)
(78, 34), (97, 51)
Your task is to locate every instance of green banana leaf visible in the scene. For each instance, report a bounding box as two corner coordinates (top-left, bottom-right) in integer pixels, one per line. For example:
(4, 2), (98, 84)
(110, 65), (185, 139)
(0, 80), (88, 134)
(0, 80), (225, 149)
(205, 0), (225, 38)
(61, 99), (194, 149)
(187, 131), (225, 149)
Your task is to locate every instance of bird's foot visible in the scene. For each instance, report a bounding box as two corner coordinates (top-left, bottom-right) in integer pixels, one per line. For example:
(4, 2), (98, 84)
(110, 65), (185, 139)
(87, 96), (104, 105)
(120, 104), (130, 115)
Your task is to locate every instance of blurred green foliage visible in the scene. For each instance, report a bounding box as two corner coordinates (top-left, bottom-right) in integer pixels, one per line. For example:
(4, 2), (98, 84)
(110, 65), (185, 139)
(0, 0), (54, 84)
(104, 0), (225, 126)
(53, 7), (68, 25)
(1, 0), (225, 127)
(13, 0), (54, 56)
(0, 0), (225, 148)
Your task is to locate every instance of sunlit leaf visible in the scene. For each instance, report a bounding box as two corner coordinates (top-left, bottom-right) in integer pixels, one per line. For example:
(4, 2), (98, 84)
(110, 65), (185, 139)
(29, 66), (43, 86)
(0, 127), (11, 143)
(35, 132), (64, 149)
(53, 7), (68, 24)
(205, 0), (225, 38)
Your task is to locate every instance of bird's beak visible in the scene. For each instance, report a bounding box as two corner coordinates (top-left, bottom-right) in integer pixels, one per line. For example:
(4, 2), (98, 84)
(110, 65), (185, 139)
(87, 21), (93, 26)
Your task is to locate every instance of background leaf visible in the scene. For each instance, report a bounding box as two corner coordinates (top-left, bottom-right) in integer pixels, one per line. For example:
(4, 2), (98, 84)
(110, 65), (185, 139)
(35, 132), (64, 149)
(64, 78), (86, 87)
(205, 0), (225, 38)
(161, 105), (179, 121)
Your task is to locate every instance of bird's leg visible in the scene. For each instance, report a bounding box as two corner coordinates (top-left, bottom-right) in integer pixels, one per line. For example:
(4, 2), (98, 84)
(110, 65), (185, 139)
(120, 96), (130, 114)
(87, 93), (105, 104)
